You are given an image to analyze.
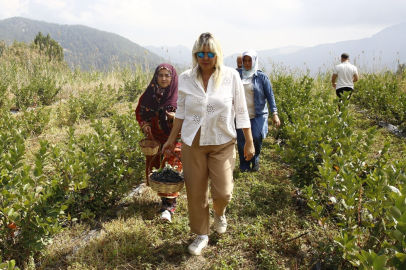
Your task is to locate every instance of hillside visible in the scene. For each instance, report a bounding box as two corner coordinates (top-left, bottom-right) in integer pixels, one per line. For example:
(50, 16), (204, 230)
(0, 17), (165, 71)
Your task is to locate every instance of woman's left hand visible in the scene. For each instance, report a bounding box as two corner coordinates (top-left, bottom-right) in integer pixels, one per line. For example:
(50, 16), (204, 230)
(166, 111), (175, 120)
(272, 114), (281, 128)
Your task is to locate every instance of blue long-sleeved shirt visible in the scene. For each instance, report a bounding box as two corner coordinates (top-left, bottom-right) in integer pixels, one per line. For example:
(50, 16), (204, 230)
(238, 69), (278, 137)
(238, 69), (277, 115)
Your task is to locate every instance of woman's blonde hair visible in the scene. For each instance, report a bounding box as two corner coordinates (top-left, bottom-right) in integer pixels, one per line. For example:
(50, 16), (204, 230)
(192, 32), (223, 89)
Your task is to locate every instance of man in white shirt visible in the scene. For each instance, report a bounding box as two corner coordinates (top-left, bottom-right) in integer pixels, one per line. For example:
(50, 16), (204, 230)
(236, 54), (242, 70)
(331, 53), (359, 103)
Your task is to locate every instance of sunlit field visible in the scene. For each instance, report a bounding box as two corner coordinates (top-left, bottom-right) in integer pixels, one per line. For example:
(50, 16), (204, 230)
(1, 41), (406, 269)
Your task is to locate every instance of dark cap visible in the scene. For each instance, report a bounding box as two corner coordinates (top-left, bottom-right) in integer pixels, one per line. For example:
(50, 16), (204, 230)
(341, 53), (349, 59)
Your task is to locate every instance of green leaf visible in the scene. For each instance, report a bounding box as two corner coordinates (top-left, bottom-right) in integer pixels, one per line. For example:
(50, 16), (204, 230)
(389, 206), (402, 220)
(382, 241), (402, 253)
(361, 221), (375, 228)
(373, 255), (387, 269)
(395, 253), (406, 262)
(9, 259), (16, 268)
(389, 230), (404, 243)
(395, 195), (406, 211)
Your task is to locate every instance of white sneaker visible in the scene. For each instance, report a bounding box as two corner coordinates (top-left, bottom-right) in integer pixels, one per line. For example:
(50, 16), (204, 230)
(161, 210), (172, 223)
(214, 212), (227, 234)
(188, 236), (208, 255)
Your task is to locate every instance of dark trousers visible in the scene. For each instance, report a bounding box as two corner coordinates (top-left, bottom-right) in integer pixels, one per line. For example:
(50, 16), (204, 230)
(236, 118), (263, 171)
(336, 87), (353, 101)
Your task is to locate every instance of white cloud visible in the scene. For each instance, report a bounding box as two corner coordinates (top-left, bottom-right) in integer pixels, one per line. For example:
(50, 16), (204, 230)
(1, 0), (405, 56)
(34, 0), (66, 9)
(0, 0), (29, 18)
(60, 10), (94, 25)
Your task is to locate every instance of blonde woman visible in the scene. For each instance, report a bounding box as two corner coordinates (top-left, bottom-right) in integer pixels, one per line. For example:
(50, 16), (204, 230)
(162, 32), (254, 255)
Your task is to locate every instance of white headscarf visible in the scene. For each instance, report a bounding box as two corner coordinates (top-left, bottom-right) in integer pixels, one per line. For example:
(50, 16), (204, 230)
(241, 49), (258, 84)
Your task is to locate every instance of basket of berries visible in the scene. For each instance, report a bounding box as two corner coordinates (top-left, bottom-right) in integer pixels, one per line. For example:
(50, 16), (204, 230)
(148, 152), (184, 193)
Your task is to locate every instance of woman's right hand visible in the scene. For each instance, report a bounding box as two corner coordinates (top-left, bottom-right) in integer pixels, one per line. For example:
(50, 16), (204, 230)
(166, 111), (175, 121)
(162, 140), (176, 155)
(142, 125), (151, 135)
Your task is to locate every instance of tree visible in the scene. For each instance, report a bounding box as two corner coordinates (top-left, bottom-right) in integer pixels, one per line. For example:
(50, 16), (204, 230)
(34, 32), (64, 62)
(0, 41), (5, 57)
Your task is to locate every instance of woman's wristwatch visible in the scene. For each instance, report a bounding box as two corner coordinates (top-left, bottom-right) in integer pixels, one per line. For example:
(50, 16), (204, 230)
(272, 112), (278, 115)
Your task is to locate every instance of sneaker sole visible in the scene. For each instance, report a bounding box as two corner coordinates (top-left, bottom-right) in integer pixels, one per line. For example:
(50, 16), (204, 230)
(161, 218), (171, 223)
(188, 248), (202, 255)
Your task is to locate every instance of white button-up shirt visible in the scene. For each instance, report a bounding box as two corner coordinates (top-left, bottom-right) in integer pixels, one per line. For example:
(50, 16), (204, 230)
(176, 65), (251, 146)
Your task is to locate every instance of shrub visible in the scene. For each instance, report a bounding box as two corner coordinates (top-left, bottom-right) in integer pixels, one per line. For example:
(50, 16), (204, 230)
(275, 96), (354, 186)
(34, 76), (61, 106)
(0, 136), (66, 265)
(76, 83), (116, 120)
(304, 133), (406, 268)
(12, 76), (61, 109)
(0, 81), (9, 108)
(19, 106), (51, 136)
(54, 83), (118, 126)
(48, 119), (144, 218)
(54, 101), (78, 127)
(12, 82), (34, 109)
(0, 111), (26, 154)
(271, 73), (314, 124)
(353, 71), (406, 126)
(118, 78), (144, 102)
(117, 66), (149, 102)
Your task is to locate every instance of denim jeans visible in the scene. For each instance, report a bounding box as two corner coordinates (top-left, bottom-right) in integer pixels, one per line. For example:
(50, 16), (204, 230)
(236, 118), (263, 171)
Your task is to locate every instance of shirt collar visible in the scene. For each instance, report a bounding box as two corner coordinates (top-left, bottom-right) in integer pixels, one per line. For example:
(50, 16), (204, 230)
(191, 64), (199, 78)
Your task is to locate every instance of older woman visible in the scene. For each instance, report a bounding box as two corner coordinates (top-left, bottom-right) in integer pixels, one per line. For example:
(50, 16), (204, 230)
(135, 63), (181, 223)
(236, 50), (280, 172)
(162, 33), (255, 255)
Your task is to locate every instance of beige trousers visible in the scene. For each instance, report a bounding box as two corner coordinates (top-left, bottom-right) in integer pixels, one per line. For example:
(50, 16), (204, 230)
(181, 130), (236, 235)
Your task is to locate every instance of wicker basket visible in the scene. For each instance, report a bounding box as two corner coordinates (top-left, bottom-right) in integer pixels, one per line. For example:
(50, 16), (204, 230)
(139, 139), (160, 156)
(148, 151), (184, 193)
(149, 178), (184, 193)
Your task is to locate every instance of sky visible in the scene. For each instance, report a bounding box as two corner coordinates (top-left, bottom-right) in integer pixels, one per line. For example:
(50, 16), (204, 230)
(1, 0), (406, 57)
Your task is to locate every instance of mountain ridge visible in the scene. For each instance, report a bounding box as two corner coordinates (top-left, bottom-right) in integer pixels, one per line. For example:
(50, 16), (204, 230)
(1, 17), (405, 73)
(0, 17), (165, 71)
(150, 22), (406, 73)
(267, 21), (406, 73)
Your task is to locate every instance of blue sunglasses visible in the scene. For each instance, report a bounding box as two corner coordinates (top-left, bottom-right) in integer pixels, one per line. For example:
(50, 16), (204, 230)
(196, 52), (216, 59)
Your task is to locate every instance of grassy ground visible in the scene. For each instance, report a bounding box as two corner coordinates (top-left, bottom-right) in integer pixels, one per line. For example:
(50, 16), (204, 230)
(37, 122), (317, 270)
